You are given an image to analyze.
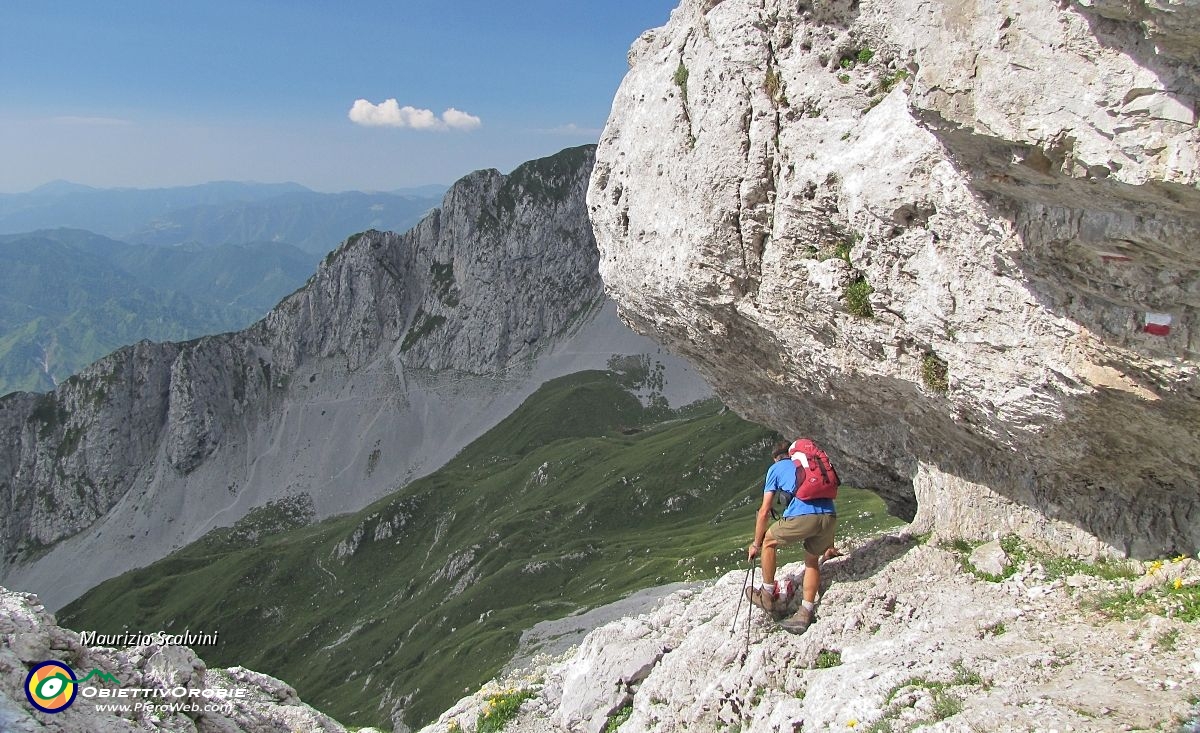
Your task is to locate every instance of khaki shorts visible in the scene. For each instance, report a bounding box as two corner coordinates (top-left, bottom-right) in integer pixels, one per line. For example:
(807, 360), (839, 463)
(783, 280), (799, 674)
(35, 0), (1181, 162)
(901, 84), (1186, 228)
(766, 514), (837, 557)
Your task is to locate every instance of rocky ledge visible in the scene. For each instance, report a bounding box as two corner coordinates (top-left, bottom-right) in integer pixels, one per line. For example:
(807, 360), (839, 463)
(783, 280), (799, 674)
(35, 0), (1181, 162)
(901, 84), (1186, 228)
(421, 535), (1200, 732)
(0, 587), (364, 732)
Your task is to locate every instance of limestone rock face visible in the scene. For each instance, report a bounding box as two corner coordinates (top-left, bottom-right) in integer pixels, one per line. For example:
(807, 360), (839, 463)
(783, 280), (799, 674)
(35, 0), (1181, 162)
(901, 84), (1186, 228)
(419, 538), (1200, 733)
(588, 0), (1200, 556)
(0, 587), (348, 732)
(0, 145), (712, 608)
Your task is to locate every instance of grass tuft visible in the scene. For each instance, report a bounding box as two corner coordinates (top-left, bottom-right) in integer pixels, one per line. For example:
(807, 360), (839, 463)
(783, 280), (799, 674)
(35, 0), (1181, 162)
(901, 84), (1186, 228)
(604, 702), (633, 733)
(477, 688), (535, 733)
(920, 353), (949, 394)
(845, 278), (874, 318)
(674, 62), (689, 97)
(814, 649), (843, 669)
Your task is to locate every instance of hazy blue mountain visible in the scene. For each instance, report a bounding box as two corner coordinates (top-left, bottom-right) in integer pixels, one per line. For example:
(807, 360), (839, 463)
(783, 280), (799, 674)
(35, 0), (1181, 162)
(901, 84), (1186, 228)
(0, 181), (443, 255)
(112, 241), (320, 312)
(0, 232), (250, 393)
(389, 183), (449, 198)
(0, 229), (318, 394)
(125, 190), (439, 254)
(0, 181), (310, 238)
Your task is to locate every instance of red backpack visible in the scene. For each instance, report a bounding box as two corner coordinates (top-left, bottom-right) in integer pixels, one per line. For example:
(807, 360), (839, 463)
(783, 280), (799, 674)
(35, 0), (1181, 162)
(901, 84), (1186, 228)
(788, 438), (840, 500)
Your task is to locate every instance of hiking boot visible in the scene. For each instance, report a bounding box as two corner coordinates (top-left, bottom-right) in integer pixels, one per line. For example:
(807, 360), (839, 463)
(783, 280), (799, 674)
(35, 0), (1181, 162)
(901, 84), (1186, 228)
(745, 585), (777, 613)
(779, 606), (813, 635)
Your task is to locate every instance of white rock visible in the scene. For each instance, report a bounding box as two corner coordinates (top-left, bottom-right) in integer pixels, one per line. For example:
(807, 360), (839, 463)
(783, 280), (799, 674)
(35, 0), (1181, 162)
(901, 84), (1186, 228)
(969, 540), (1010, 577)
(588, 0), (1200, 558)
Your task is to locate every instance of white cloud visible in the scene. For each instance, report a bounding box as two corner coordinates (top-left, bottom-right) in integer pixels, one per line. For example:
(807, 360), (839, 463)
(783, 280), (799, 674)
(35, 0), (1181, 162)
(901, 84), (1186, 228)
(348, 99), (481, 131)
(440, 107), (482, 131)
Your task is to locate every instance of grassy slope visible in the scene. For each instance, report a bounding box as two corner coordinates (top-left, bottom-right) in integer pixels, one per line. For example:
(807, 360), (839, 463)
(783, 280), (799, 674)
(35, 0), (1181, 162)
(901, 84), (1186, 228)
(62, 369), (902, 729)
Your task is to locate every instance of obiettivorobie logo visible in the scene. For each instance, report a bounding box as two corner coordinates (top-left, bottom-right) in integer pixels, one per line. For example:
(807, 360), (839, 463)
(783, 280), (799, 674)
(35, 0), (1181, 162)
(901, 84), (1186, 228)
(24, 658), (248, 717)
(25, 661), (119, 713)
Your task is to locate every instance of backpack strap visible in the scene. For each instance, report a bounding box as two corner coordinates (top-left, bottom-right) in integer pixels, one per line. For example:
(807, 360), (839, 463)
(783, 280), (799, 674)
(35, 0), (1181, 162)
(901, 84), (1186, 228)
(770, 485), (797, 520)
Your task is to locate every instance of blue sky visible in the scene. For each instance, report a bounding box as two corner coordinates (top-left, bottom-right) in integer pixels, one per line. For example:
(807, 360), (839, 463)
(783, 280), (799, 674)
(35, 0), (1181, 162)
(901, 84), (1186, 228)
(0, 1), (677, 192)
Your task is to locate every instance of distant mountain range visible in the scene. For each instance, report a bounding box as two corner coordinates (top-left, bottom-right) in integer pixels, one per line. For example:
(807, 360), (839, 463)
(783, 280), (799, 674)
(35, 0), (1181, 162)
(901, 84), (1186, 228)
(0, 179), (448, 394)
(0, 229), (320, 394)
(0, 180), (446, 253)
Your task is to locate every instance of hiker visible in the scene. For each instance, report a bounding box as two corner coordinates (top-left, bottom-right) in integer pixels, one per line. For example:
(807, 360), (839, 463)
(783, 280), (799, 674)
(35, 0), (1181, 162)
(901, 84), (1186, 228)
(746, 441), (837, 634)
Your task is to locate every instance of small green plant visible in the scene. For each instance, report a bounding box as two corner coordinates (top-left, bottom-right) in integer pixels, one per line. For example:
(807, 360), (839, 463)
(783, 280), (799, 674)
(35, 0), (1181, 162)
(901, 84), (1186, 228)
(983, 620), (1006, 636)
(844, 277), (874, 318)
(604, 702), (633, 733)
(477, 688), (535, 733)
(832, 236), (856, 264)
(920, 352), (949, 394)
(1155, 627), (1181, 652)
(1041, 555), (1137, 581)
(950, 661), (984, 687)
(931, 690), (963, 721)
(814, 649), (843, 669)
(673, 62), (689, 96)
(857, 47), (875, 64)
(750, 685), (765, 706)
(837, 73), (850, 84)
(879, 69), (909, 93)
(840, 57), (854, 69)
(765, 68), (783, 101)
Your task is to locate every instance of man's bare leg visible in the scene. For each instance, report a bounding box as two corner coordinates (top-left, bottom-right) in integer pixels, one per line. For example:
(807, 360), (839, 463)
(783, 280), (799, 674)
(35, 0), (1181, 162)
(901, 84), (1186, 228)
(803, 552), (820, 604)
(760, 535), (779, 585)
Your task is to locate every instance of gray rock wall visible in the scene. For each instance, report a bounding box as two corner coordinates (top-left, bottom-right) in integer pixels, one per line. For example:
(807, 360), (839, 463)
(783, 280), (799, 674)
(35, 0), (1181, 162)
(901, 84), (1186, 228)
(588, 0), (1200, 557)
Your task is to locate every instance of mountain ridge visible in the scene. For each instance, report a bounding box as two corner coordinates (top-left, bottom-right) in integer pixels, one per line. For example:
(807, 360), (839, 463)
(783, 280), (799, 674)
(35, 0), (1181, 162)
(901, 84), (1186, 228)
(0, 145), (714, 612)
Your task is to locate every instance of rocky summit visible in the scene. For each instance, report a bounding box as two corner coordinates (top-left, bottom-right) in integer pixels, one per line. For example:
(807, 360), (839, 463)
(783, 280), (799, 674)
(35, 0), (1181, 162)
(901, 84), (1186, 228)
(588, 0), (1200, 558)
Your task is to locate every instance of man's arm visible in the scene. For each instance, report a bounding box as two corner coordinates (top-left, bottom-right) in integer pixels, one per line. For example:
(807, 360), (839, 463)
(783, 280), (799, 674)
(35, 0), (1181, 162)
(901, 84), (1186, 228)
(747, 491), (775, 560)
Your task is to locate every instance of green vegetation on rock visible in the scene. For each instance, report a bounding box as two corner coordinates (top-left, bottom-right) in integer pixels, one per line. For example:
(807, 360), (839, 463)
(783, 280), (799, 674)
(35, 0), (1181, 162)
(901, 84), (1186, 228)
(920, 352), (949, 394)
(845, 277), (874, 318)
(401, 307), (447, 352)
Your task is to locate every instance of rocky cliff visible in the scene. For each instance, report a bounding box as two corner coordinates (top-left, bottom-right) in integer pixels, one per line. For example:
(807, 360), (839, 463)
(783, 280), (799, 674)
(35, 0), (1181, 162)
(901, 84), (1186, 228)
(0, 145), (711, 608)
(420, 535), (1200, 733)
(0, 587), (358, 732)
(588, 0), (1200, 557)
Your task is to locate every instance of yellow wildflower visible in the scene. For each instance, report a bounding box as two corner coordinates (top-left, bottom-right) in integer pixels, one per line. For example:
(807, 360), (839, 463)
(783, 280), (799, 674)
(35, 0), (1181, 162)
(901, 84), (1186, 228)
(1174, 578), (1184, 590)
(847, 720), (859, 728)
(1148, 560), (1164, 575)
(1173, 555), (1188, 564)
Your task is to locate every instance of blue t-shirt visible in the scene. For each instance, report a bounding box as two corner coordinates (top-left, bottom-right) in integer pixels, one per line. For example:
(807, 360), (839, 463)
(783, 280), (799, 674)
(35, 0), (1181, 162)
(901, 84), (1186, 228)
(764, 457), (835, 517)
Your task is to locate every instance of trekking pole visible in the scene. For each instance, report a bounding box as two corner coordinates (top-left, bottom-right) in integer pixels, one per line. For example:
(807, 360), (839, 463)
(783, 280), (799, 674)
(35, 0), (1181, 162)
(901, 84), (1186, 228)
(730, 559), (753, 635)
(745, 557), (756, 650)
